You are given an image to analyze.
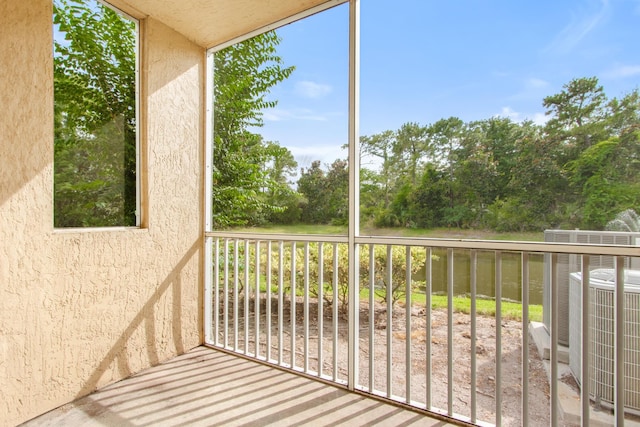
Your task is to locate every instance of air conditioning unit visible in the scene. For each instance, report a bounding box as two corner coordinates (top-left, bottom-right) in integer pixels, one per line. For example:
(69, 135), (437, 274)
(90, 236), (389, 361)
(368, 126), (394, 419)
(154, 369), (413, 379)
(569, 269), (640, 414)
(544, 230), (640, 346)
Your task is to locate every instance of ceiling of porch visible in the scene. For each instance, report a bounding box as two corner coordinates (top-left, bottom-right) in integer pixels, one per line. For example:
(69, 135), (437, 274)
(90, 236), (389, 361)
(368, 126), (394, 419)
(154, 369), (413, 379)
(112, 0), (342, 48)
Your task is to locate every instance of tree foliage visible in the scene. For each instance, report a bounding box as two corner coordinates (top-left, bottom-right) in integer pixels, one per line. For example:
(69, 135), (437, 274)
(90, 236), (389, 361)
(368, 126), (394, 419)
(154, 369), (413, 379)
(53, 0), (137, 227)
(297, 160), (349, 225)
(212, 32), (297, 228)
(346, 77), (640, 232)
(53, 3), (640, 235)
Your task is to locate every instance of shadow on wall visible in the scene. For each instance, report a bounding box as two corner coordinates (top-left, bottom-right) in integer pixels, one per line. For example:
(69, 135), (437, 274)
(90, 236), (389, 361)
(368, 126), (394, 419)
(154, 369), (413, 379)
(75, 238), (202, 399)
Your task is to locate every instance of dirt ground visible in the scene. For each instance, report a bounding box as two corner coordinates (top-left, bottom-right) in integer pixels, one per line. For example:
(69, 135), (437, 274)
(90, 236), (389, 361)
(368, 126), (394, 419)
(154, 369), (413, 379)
(219, 296), (551, 426)
(365, 303), (551, 426)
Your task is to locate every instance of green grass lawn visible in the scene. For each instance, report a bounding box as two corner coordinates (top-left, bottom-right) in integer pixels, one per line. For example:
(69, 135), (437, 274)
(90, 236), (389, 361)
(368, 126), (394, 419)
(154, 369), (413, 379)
(257, 283), (541, 322)
(233, 224), (543, 242)
(360, 288), (542, 322)
(421, 294), (542, 322)
(234, 224), (346, 235)
(234, 223), (544, 323)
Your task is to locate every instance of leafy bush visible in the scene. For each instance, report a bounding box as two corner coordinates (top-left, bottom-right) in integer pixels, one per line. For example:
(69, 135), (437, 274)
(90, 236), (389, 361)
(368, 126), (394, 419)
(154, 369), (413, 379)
(217, 241), (438, 315)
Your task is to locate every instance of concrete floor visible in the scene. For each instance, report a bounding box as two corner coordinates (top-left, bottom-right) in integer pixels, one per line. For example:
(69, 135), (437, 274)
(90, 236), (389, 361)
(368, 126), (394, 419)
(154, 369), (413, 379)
(23, 346), (458, 427)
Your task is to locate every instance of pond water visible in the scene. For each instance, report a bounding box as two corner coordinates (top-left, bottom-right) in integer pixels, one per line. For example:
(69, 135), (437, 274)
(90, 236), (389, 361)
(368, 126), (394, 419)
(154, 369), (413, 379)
(425, 249), (544, 305)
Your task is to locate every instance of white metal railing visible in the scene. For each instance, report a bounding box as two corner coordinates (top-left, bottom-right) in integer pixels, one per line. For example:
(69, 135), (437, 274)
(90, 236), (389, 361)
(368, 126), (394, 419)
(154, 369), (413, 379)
(204, 231), (640, 426)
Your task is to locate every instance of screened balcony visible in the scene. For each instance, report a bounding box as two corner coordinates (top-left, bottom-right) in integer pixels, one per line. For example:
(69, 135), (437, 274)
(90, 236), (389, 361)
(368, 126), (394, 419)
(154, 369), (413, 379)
(25, 233), (640, 426)
(23, 347), (455, 426)
(201, 232), (640, 426)
(5, 0), (640, 426)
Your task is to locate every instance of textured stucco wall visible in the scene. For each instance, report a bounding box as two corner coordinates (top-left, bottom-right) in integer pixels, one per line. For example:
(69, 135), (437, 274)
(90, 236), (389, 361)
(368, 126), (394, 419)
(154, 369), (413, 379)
(0, 2), (204, 425)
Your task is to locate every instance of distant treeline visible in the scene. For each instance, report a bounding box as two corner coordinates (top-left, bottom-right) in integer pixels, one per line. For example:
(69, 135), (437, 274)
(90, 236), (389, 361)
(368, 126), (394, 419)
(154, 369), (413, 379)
(267, 77), (639, 232)
(50, 6), (639, 233)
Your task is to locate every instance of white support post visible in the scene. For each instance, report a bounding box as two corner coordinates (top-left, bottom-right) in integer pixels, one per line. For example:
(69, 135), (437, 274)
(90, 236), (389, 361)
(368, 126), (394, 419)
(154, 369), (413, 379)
(522, 252), (530, 426)
(580, 255), (590, 427)
(614, 256), (625, 425)
(203, 49), (214, 345)
(347, 0), (360, 392)
(496, 251), (503, 426)
(447, 248), (454, 416)
(551, 253), (559, 427)
(470, 249), (478, 423)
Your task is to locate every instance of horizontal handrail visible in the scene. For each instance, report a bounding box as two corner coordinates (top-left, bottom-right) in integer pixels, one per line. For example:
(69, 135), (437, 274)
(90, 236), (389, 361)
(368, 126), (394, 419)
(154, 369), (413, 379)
(205, 231), (348, 243)
(206, 232), (638, 425)
(205, 230), (640, 256)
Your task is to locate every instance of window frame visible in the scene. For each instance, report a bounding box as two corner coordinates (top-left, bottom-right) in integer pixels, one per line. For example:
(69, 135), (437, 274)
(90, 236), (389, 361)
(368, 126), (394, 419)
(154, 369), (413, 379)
(52, 0), (141, 229)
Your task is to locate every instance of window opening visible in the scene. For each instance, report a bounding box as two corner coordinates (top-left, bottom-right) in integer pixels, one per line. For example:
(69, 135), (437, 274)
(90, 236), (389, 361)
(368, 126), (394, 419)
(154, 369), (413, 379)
(53, 0), (139, 227)
(208, 4), (349, 233)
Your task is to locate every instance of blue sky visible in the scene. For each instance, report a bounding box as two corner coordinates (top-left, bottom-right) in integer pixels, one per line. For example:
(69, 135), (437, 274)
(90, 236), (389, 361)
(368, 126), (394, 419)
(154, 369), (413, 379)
(256, 0), (640, 170)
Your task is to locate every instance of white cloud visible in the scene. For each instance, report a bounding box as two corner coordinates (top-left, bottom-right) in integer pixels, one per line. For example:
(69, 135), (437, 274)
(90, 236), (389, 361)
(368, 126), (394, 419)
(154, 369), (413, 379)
(603, 64), (640, 79)
(294, 81), (333, 99)
(531, 112), (550, 126)
(499, 106), (521, 120)
(526, 78), (550, 89)
(263, 107), (329, 122)
(289, 144), (343, 158)
(288, 144), (347, 170)
(496, 107), (549, 126)
(544, 0), (610, 54)
(506, 77), (551, 102)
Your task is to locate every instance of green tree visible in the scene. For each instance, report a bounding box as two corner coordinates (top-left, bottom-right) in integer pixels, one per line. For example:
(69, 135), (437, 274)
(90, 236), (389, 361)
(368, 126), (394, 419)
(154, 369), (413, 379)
(428, 117), (465, 225)
(212, 32), (295, 227)
(360, 130), (395, 209)
(453, 121), (500, 227)
(324, 159), (349, 225)
(393, 122), (429, 185)
(569, 133), (640, 229)
(606, 89), (640, 136)
(359, 167), (383, 225)
(297, 161), (329, 224)
(543, 76), (608, 162)
(297, 160), (349, 225)
(53, 0), (137, 227)
(410, 165), (449, 228)
(456, 118), (543, 228)
(264, 143), (303, 224)
(498, 126), (565, 231)
(324, 77), (640, 232)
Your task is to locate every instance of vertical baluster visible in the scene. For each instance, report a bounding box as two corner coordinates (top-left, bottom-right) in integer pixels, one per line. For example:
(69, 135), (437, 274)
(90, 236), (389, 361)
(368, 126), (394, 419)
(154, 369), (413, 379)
(426, 247), (432, 410)
(333, 243), (339, 382)
(213, 238), (219, 346)
(291, 242), (297, 369)
(255, 241), (261, 358)
(522, 252), (530, 427)
(387, 245), (393, 398)
(551, 253), (559, 427)
(369, 243), (375, 393)
(304, 242), (310, 373)
(244, 240), (250, 354)
(266, 241), (272, 362)
(470, 249), (478, 423)
(318, 242), (324, 377)
(278, 241), (284, 365)
(223, 239), (229, 348)
(614, 256), (625, 425)
(349, 241), (360, 392)
(580, 255), (590, 427)
(406, 246), (412, 403)
(233, 240), (239, 350)
(496, 251), (502, 426)
(447, 248), (454, 416)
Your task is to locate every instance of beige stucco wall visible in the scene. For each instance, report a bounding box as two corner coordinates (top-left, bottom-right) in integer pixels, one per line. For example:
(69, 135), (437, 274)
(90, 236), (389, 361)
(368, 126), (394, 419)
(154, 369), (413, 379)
(0, 2), (204, 425)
